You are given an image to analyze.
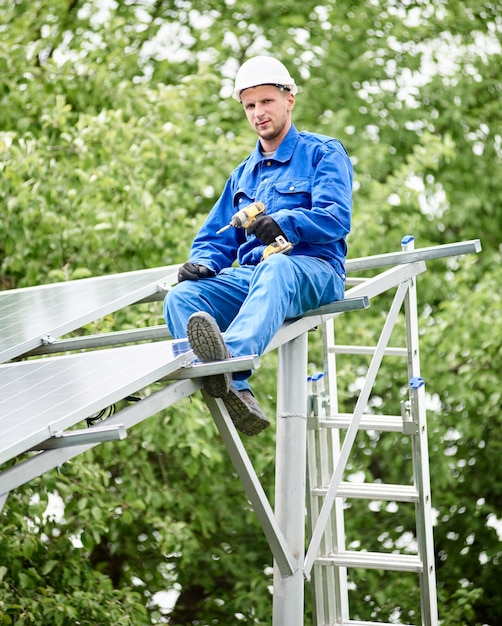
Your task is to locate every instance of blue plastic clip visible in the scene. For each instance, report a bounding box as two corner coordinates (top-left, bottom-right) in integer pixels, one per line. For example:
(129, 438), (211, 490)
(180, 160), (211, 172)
(410, 376), (425, 389)
(402, 235), (415, 245)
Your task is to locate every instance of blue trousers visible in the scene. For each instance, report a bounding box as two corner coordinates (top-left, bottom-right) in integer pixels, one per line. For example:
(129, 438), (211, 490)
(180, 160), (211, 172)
(163, 254), (345, 392)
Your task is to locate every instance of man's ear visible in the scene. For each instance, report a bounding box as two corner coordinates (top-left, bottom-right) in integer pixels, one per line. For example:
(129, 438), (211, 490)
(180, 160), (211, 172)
(288, 93), (295, 111)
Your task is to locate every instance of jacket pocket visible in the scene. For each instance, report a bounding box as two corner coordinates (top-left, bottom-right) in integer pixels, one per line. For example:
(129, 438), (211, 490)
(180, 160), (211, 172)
(233, 188), (256, 208)
(271, 179), (312, 212)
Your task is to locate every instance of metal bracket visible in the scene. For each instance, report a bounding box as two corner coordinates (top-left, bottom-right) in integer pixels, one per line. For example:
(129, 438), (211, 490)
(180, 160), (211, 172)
(307, 372), (327, 430)
(157, 280), (173, 294)
(401, 399), (419, 435)
(38, 424), (127, 450)
(166, 354), (260, 380)
(41, 334), (56, 345)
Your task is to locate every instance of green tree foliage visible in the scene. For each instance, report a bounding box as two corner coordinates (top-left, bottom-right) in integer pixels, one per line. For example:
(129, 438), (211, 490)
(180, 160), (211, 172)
(0, 0), (501, 624)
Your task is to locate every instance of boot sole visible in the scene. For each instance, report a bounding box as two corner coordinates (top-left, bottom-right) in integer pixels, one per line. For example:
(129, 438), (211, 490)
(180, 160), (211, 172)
(187, 313), (231, 397)
(222, 389), (270, 436)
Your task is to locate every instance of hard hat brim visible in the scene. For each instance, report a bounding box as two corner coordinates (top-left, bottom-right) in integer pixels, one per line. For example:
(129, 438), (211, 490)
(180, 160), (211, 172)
(233, 83), (298, 102)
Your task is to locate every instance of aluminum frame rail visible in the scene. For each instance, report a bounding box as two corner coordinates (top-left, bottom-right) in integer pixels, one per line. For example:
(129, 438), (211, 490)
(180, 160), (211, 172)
(345, 239), (481, 272)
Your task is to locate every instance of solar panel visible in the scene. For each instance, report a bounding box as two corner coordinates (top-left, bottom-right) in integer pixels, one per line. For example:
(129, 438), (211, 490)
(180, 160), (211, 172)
(0, 338), (192, 466)
(0, 266), (177, 364)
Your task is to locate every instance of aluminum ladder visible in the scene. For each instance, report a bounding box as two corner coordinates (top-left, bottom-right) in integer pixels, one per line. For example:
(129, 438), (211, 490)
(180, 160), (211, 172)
(306, 236), (438, 626)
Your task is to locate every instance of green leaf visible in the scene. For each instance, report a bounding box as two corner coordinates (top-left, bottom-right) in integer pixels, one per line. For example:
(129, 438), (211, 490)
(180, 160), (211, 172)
(41, 560), (58, 576)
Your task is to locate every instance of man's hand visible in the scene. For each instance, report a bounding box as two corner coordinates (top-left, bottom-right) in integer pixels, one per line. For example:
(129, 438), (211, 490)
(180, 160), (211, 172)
(247, 215), (286, 245)
(178, 262), (215, 282)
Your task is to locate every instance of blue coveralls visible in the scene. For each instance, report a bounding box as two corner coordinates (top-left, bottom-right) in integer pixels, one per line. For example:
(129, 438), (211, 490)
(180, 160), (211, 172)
(164, 124), (353, 392)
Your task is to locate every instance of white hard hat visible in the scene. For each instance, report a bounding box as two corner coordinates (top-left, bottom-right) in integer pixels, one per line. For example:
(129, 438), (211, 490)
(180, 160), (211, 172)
(233, 56), (298, 102)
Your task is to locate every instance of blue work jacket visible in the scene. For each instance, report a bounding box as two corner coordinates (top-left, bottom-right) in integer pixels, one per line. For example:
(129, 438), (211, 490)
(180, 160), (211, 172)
(188, 124), (353, 279)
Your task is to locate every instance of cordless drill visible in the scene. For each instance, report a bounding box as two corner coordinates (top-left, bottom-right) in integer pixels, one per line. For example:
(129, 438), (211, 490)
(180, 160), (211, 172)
(216, 201), (266, 234)
(216, 202), (294, 259)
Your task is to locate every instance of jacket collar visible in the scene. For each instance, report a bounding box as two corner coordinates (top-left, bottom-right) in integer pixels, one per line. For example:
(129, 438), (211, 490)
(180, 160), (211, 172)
(248, 124), (299, 168)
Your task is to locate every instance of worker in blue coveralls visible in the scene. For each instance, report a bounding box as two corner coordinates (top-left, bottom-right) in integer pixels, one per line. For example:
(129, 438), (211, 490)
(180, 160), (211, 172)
(163, 55), (353, 436)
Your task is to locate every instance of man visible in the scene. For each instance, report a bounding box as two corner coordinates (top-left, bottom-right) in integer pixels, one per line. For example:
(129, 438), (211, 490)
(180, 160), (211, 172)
(164, 55), (352, 436)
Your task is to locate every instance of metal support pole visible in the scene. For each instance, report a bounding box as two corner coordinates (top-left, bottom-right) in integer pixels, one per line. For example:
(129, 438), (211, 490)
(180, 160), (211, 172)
(273, 332), (308, 626)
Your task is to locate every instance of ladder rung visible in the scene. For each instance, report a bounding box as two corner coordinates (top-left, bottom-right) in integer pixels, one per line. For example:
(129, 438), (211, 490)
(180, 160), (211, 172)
(340, 619), (412, 626)
(329, 345), (408, 357)
(311, 482), (418, 502)
(321, 414), (403, 432)
(316, 550), (423, 573)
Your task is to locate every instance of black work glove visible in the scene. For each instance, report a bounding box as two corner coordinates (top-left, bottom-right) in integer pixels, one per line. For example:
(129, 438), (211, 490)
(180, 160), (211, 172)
(247, 215), (287, 245)
(178, 262), (215, 282)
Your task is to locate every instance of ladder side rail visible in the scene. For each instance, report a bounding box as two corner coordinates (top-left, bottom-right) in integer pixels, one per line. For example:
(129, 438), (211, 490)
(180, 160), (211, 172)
(307, 369), (348, 624)
(306, 419), (324, 624)
(304, 280), (409, 578)
(402, 240), (439, 625)
(319, 427), (343, 624)
(307, 413), (338, 625)
(306, 375), (327, 625)
(320, 317), (350, 623)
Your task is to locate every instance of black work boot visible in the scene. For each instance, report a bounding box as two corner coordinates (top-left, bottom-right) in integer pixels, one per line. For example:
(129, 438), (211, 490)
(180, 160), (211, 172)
(223, 388), (270, 436)
(187, 312), (232, 397)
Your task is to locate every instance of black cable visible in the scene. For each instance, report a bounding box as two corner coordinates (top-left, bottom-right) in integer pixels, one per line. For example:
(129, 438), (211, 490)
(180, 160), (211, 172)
(85, 395), (141, 427)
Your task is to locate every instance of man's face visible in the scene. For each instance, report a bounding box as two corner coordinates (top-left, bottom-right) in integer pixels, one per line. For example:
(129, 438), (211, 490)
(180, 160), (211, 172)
(240, 85), (295, 150)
